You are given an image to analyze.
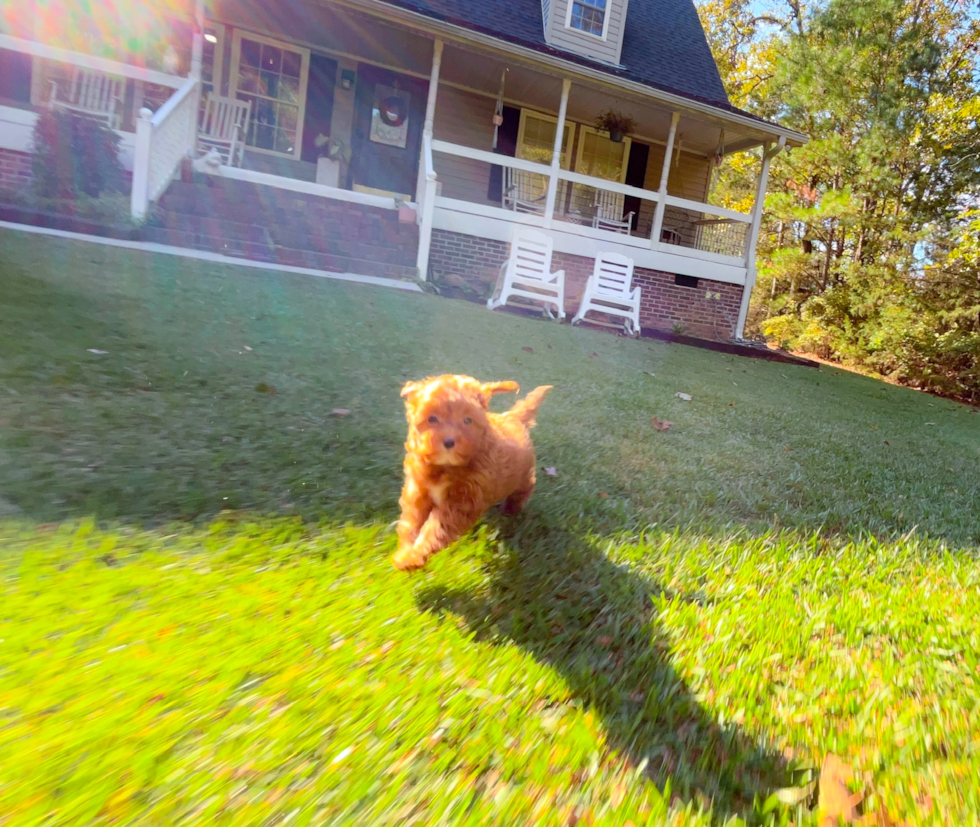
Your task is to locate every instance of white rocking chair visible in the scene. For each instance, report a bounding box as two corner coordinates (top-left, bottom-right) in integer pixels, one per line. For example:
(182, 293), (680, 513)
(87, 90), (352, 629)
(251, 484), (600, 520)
(49, 69), (124, 129)
(592, 189), (635, 234)
(502, 167), (548, 214)
(572, 252), (641, 336)
(197, 94), (252, 167)
(487, 228), (566, 320)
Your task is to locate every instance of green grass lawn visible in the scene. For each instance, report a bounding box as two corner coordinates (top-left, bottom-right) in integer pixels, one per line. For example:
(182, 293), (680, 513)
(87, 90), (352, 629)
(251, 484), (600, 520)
(1, 228), (979, 826)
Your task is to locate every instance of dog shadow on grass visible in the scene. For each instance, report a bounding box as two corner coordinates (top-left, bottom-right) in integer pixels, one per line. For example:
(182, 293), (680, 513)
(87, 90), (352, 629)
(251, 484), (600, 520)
(416, 515), (790, 823)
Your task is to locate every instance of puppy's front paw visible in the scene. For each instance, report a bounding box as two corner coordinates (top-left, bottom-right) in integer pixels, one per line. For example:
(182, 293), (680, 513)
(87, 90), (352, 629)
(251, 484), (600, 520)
(392, 546), (429, 572)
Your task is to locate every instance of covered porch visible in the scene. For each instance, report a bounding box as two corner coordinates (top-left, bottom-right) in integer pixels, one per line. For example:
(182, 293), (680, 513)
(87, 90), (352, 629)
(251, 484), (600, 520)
(0, 0), (803, 339)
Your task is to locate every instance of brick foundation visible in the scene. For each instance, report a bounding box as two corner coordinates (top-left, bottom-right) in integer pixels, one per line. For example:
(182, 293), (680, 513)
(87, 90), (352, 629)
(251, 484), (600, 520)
(154, 179), (420, 280)
(430, 228), (744, 341)
(0, 148), (32, 190)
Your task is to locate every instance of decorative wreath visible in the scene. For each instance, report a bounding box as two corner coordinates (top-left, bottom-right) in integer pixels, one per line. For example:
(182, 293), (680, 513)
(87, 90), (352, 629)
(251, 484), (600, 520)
(379, 95), (407, 127)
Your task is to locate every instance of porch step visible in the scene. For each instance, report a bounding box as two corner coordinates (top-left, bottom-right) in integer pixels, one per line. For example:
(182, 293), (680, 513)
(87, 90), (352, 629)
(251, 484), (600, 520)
(152, 178), (419, 280)
(143, 213), (276, 262)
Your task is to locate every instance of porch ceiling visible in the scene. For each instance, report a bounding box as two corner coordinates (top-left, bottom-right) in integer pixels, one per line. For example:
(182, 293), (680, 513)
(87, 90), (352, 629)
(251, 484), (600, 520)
(211, 0), (435, 75)
(438, 42), (770, 158)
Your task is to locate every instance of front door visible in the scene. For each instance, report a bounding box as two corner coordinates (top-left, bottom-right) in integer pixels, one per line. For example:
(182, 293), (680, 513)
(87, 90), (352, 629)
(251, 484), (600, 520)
(350, 65), (427, 199)
(300, 53), (338, 164)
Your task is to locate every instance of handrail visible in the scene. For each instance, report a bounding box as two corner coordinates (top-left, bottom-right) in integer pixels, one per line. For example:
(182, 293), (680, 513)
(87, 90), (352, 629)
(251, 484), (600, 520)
(431, 139), (553, 177)
(0, 33), (186, 89)
(150, 76), (199, 127)
(664, 194), (751, 224)
(555, 168), (660, 204)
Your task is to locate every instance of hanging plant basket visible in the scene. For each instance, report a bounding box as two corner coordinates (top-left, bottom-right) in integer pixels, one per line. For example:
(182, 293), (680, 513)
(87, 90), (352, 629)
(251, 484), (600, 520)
(595, 109), (636, 143)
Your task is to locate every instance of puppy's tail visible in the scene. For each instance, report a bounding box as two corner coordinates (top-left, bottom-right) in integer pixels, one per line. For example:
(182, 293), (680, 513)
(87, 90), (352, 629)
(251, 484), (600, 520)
(508, 385), (553, 428)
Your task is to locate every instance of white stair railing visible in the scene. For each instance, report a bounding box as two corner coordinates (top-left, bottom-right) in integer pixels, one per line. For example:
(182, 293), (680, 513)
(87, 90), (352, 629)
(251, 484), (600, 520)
(131, 76), (200, 221)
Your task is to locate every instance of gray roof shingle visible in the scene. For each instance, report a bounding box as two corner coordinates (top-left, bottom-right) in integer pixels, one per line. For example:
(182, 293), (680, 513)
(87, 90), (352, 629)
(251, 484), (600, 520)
(374, 0), (732, 108)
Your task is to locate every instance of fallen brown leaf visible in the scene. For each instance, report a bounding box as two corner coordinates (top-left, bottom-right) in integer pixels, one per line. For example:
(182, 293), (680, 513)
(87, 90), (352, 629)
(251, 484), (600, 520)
(522, 346), (534, 353)
(254, 383), (276, 395)
(598, 492), (608, 499)
(819, 753), (862, 825)
(651, 417), (673, 431)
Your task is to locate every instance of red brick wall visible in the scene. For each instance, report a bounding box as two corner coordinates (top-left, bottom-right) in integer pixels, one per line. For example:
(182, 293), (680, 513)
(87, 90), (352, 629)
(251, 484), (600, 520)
(429, 228), (745, 340)
(0, 148), (32, 191)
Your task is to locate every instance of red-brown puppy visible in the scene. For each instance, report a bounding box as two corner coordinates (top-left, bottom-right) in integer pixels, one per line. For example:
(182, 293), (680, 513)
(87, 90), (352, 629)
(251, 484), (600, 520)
(393, 374), (552, 571)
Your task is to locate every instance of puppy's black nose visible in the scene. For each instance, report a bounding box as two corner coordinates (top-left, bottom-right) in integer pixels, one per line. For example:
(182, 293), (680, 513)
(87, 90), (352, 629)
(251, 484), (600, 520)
(443, 438), (455, 449)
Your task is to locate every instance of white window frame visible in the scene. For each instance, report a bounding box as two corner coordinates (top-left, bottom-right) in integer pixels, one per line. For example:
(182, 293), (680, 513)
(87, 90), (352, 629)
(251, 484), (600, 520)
(200, 22), (227, 99)
(564, 0), (611, 40)
(229, 30), (310, 159)
(573, 125), (631, 182)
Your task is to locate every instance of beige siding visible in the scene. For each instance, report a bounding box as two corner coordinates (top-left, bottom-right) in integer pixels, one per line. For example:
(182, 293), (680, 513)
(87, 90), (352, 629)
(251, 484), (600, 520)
(431, 87), (499, 206)
(636, 143), (712, 241)
(546, 0), (626, 65)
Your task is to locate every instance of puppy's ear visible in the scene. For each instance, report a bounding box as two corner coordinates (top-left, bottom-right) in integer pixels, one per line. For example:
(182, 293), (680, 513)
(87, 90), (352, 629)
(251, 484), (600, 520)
(400, 380), (422, 399)
(476, 380), (519, 408)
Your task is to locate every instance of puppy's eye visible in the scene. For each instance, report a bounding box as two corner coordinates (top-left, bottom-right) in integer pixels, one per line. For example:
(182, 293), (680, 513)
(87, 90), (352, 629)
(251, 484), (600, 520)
(428, 415), (438, 424)
(463, 417), (472, 425)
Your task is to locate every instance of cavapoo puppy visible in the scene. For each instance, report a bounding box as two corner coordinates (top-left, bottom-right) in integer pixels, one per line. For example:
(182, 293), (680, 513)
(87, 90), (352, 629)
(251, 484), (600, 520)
(393, 374), (552, 571)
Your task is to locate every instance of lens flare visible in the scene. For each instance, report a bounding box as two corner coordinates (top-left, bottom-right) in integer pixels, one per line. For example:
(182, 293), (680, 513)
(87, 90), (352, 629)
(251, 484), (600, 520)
(2, 0), (195, 70)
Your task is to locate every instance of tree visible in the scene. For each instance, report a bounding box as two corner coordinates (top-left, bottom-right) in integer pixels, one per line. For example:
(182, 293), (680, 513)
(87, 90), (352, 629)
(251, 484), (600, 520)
(698, 0), (980, 400)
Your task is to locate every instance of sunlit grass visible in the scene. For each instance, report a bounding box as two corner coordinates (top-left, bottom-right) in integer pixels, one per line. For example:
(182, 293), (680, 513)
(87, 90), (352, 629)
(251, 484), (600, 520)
(0, 229), (978, 825)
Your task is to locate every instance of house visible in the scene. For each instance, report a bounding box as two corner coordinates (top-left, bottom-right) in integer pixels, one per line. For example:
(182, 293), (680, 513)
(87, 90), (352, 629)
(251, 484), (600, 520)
(0, 0), (806, 340)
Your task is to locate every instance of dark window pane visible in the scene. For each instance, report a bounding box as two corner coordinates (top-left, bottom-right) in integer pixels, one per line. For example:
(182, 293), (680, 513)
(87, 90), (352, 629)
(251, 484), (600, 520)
(261, 45), (282, 72)
(260, 71), (279, 99)
(240, 38), (260, 67)
(282, 51), (301, 78)
(256, 99), (276, 125)
(571, 1), (604, 33)
(280, 75), (299, 104)
(278, 104), (298, 131)
(275, 128), (296, 154)
(238, 67), (258, 93)
(254, 123), (274, 149)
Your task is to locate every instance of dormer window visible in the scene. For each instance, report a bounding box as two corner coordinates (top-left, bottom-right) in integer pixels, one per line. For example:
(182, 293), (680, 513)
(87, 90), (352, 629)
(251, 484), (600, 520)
(567, 0), (607, 37)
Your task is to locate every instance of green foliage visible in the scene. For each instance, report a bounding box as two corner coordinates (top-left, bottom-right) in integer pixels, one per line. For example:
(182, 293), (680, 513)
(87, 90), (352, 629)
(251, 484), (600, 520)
(1, 231), (980, 824)
(698, 0), (980, 401)
(0, 187), (140, 227)
(31, 109), (124, 199)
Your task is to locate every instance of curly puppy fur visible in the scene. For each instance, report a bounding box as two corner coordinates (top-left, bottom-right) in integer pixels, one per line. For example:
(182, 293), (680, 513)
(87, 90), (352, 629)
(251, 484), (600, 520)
(393, 374), (552, 571)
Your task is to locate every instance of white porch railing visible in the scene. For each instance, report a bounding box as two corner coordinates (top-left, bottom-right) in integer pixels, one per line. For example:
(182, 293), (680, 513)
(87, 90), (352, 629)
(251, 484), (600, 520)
(130, 76), (200, 220)
(424, 138), (754, 272)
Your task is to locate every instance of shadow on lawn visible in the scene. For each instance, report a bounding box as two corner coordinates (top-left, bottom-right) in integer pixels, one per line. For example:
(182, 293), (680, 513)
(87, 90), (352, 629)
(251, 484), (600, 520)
(417, 515), (790, 823)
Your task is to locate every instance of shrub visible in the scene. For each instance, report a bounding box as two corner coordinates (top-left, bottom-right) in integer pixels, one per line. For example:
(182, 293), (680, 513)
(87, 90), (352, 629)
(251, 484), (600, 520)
(31, 109), (124, 199)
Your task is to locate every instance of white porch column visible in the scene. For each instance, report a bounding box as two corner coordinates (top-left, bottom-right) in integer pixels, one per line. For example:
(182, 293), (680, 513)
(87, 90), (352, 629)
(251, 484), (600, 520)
(734, 136), (785, 340)
(543, 79), (571, 228)
(649, 111), (680, 248)
(187, 0), (205, 156)
(131, 108), (153, 220)
(415, 39), (443, 281)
